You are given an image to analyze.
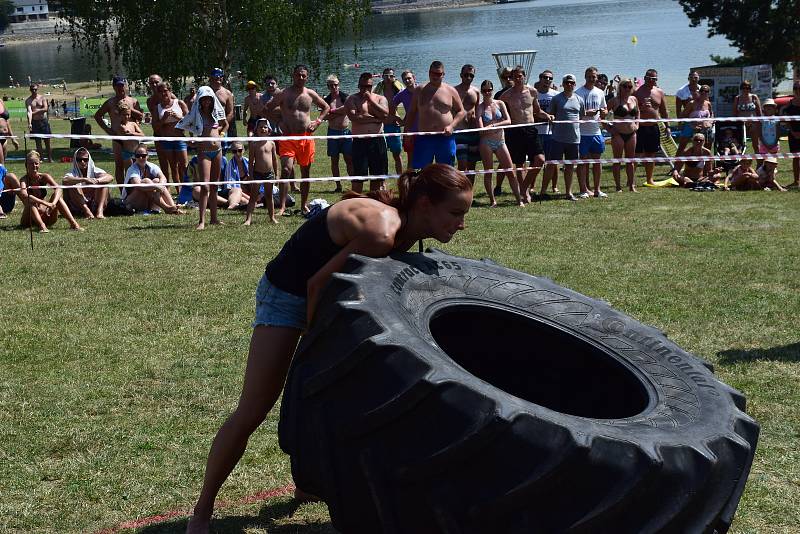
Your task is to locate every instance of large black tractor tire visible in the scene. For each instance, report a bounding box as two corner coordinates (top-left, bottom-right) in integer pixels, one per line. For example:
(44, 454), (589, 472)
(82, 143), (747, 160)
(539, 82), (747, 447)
(279, 249), (758, 534)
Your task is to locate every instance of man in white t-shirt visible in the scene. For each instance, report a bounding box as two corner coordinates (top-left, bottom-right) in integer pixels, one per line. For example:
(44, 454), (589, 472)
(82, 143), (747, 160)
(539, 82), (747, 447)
(534, 69), (560, 195)
(575, 66), (607, 198)
(673, 71), (701, 175)
(123, 144), (184, 214)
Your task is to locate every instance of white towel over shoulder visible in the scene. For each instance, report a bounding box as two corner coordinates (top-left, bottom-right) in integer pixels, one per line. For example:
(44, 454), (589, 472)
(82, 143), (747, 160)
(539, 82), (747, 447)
(176, 85), (226, 137)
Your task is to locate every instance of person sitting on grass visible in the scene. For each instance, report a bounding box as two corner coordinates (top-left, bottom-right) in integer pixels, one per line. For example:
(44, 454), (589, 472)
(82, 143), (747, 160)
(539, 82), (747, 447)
(122, 144), (184, 214)
(245, 119), (279, 225)
(677, 133), (712, 187)
(113, 100), (145, 164)
(220, 141), (250, 210)
(0, 164), (21, 219)
(756, 157), (788, 191)
(18, 150), (83, 232)
(185, 163), (474, 534)
(63, 147), (114, 219)
(723, 157), (760, 190)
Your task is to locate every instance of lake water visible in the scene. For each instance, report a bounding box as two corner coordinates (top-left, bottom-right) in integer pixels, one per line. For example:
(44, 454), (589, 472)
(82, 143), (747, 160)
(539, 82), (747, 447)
(1, 0), (741, 95)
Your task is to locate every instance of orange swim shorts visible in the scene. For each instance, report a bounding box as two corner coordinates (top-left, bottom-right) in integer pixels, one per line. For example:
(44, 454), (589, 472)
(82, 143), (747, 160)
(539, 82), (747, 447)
(279, 132), (316, 167)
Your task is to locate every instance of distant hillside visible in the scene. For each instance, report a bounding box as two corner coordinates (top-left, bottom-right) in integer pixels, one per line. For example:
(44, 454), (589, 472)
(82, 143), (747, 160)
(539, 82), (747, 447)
(371, 0), (495, 14)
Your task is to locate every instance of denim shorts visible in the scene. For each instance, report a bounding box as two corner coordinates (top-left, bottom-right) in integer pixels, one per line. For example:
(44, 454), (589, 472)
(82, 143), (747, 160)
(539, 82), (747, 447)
(252, 273), (307, 330)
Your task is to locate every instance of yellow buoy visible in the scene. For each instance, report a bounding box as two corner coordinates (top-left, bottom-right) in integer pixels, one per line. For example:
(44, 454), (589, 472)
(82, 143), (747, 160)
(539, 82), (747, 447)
(631, 35), (638, 44)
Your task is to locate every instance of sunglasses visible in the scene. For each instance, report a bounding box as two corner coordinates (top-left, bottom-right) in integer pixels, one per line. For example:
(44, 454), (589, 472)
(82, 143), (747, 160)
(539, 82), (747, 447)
(481, 88), (493, 93)
(564, 81), (576, 85)
(76, 157), (90, 162)
(327, 83), (339, 87)
(359, 84), (373, 89)
(540, 76), (553, 80)
(135, 153), (148, 158)
(462, 73), (475, 78)
(233, 149), (244, 153)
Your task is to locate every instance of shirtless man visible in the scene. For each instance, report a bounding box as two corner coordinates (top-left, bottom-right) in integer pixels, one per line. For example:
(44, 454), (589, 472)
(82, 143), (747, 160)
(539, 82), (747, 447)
(264, 65), (330, 214)
(454, 64), (481, 177)
(634, 69), (670, 185)
(246, 119), (280, 225)
(258, 75), (283, 131)
(26, 83), (53, 162)
(209, 68), (234, 139)
(500, 66), (552, 201)
(346, 72), (390, 193)
(242, 81), (265, 136)
(94, 76), (145, 183)
(375, 68), (405, 174)
(406, 61), (465, 169)
(673, 71), (701, 175)
(324, 75), (352, 192)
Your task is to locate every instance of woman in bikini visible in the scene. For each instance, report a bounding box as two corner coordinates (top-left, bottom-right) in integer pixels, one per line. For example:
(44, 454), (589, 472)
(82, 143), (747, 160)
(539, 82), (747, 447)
(605, 78), (639, 192)
(18, 150), (83, 232)
(186, 164), (473, 533)
(683, 85), (714, 146)
(155, 81), (190, 195)
(733, 80), (762, 153)
(192, 87), (228, 230)
(678, 133), (712, 187)
(475, 80), (521, 207)
(0, 99), (20, 165)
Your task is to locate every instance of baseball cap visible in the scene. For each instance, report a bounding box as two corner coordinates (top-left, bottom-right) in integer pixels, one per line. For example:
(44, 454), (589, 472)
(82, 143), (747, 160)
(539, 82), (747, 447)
(210, 67), (224, 78)
(762, 98), (777, 107)
(246, 80), (257, 89)
(563, 74), (577, 83)
(112, 75), (126, 86)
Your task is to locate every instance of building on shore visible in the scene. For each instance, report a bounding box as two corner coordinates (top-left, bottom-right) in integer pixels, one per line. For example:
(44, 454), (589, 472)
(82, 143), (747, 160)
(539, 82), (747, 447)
(8, 0), (51, 23)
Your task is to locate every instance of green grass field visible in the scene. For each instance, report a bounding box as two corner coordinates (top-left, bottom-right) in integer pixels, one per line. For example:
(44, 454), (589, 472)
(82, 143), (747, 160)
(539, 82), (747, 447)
(1, 116), (799, 533)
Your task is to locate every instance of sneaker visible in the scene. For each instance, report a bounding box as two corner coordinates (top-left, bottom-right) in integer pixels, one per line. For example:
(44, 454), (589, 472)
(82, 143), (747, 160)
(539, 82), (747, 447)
(594, 191), (608, 198)
(576, 192), (590, 199)
(566, 193), (577, 201)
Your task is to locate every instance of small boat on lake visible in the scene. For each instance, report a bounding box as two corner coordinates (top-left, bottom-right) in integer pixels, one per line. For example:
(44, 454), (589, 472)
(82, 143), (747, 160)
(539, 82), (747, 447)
(536, 25), (558, 37)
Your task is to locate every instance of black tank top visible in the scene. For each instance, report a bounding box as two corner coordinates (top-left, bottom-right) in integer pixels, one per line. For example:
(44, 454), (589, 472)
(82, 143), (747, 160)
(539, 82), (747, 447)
(264, 208), (343, 297)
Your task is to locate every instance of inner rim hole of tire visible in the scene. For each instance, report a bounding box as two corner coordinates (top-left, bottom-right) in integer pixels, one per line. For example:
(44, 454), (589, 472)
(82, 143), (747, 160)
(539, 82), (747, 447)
(429, 305), (649, 419)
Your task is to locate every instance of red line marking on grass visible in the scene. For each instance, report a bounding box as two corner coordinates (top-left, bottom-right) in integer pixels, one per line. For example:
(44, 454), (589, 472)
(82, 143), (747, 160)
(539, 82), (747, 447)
(94, 483), (295, 534)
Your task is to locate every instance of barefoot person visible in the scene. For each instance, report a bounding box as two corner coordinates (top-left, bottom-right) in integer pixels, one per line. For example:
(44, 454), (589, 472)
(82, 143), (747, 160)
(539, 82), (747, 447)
(264, 65), (330, 215)
(245, 119), (279, 225)
(406, 61), (466, 169)
(454, 64), (482, 177)
(345, 72), (390, 193)
(18, 150), (83, 232)
(634, 69), (670, 186)
(185, 163), (473, 533)
(25, 83), (53, 163)
(177, 86), (228, 230)
(63, 147), (114, 219)
(209, 67), (235, 142)
(146, 74), (172, 183)
(500, 66), (552, 202)
(606, 78), (639, 192)
(476, 80), (520, 206)
(121, 144), (185, 214)
(242, 80), (265, 136)
(677, 133), (712, 187)
(723, 157), (759, 190)
(94, 76), (145, 183)
(375, 67), (405, 174)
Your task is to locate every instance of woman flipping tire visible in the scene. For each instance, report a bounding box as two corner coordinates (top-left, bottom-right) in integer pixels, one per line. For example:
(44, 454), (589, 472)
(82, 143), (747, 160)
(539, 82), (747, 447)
(279, 249), (759, 534)
(186, 164), (474, 533)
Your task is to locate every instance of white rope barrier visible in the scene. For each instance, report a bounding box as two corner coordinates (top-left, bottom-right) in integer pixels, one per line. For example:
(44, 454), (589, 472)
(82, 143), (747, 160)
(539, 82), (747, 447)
(2, 151), (797, 195)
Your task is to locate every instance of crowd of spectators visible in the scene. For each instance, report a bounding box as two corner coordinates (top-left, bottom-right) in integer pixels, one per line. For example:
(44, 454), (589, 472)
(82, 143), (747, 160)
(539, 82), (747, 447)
(1, 63), (799, 227)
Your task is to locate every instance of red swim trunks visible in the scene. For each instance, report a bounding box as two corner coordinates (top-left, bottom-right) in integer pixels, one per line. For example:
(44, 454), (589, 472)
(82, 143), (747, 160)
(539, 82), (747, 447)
(279, 132), (315, 167)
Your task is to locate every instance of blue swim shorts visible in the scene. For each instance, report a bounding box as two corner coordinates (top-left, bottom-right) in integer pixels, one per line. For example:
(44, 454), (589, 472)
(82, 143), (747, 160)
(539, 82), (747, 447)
(252, 273), (307, 330)
(579, 135), (605, 157)
(411, 134), (456, 169)
(384, 123), (402, 154)
(327, 128), (353, 157)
